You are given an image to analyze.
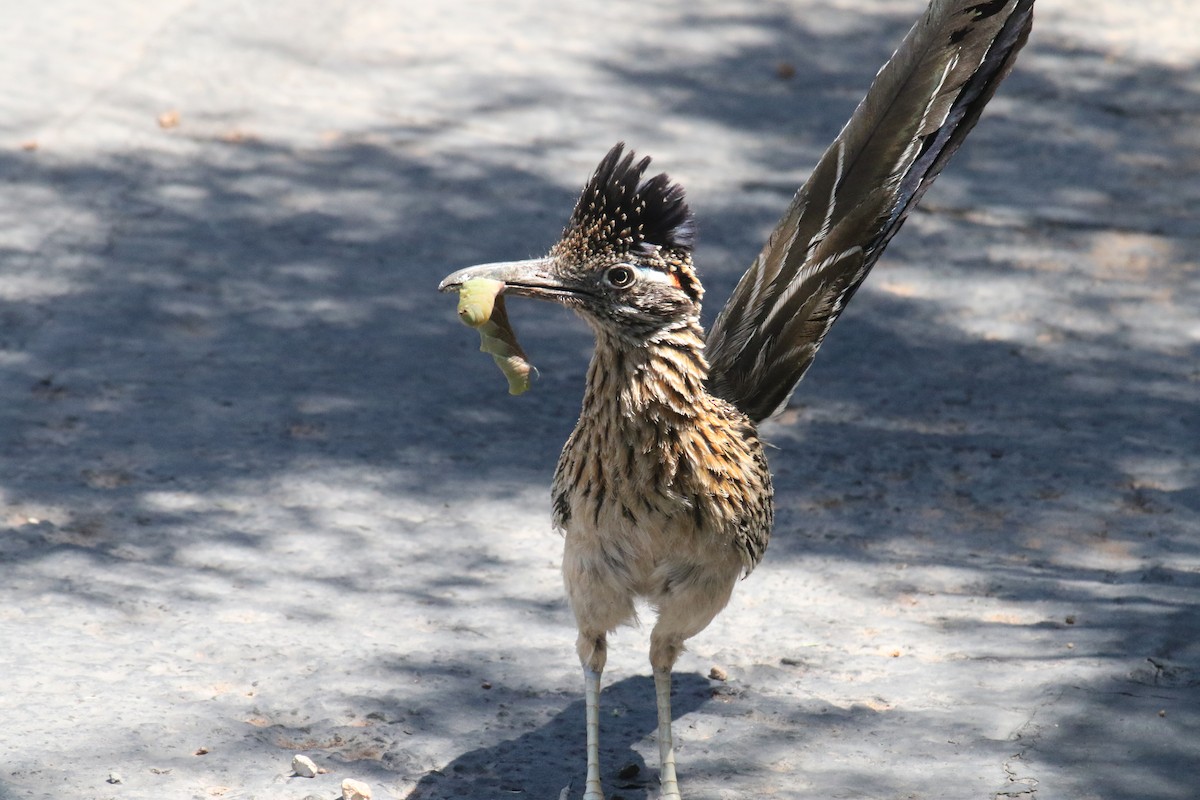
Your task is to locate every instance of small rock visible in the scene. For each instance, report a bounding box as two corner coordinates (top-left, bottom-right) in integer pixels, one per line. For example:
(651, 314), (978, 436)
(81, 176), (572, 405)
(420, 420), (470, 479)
(342, 778), (372, 800)
(292, 754), (319, 778)
(708, 665), (728, 682)
(107, 772), (123, 785)
(616, 762), (640, 780)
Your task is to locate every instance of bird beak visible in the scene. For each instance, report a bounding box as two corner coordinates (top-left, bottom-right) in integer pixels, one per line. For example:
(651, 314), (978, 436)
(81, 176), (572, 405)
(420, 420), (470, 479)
(438, 258), (580, 303)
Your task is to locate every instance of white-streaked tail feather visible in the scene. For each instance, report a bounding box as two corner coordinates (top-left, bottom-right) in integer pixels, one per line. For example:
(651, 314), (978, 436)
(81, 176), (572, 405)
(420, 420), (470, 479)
(706, 0), (1035, 423)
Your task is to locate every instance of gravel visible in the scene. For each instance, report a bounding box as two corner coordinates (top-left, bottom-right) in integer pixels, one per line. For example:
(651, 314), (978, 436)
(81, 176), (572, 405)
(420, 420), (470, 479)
(1, 1), (1197, 799)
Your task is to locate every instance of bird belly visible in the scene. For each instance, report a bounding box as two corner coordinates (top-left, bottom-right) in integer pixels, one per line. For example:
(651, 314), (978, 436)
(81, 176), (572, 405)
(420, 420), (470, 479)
(559, 485), (744, 634)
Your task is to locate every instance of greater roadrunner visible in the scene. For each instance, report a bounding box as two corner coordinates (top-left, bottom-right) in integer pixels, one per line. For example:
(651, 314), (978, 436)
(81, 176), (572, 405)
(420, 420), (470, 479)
(440, 1), (1033, 796)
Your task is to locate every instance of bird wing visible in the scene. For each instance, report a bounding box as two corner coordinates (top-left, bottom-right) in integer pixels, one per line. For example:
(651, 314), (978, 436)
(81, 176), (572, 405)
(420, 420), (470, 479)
(705, 0), (1034, 424)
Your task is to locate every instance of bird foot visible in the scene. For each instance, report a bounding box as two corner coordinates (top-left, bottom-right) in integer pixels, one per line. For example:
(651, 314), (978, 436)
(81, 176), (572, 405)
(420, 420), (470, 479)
(580, 776), (604, 800)
(659, 785), (682, 800)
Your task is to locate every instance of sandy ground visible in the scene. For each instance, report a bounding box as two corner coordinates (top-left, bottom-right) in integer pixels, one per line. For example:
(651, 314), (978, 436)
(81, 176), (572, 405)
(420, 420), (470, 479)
(1, 1), (1198, 798)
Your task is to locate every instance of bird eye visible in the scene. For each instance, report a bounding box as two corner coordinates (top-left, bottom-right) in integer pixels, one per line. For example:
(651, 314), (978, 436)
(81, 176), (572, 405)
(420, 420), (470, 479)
(605, 265), (635, 289)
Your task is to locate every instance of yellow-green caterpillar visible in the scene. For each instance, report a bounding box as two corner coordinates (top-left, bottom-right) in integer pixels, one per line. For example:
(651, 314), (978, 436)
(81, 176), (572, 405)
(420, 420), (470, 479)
(456, 278), (535, 395)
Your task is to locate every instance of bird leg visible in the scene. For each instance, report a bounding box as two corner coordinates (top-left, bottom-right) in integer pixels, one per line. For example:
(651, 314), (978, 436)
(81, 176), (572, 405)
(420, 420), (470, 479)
(583, 666), (604, 800)
(653, 666), (681, 799)
(650, 634), (684, 799)
(578, 632), (608, 800)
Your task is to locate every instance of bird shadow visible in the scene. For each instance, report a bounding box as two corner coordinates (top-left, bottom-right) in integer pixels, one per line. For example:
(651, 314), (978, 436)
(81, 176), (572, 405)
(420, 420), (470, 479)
(403, 673), (713, 800)
(2, 4), (1198, 800)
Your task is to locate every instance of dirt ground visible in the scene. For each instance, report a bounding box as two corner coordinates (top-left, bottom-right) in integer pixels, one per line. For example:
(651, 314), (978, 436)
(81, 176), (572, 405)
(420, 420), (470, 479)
(1, 1), (1197, 798)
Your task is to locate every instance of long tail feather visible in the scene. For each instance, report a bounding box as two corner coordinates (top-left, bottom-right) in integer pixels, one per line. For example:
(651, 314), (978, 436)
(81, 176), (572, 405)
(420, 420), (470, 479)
(706, 0), (1034, 423)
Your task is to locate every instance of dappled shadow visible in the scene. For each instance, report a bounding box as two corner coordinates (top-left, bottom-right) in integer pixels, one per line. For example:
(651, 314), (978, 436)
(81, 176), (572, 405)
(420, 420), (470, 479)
(1, 0), (1194, 595)
(0, 134), (581, 576)
(1, 2), (1198, 799)
(398, 673), (712, 800)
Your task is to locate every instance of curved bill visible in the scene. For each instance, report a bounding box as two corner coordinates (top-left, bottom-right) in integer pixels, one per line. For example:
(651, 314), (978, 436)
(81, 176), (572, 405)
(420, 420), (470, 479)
(438, 258), (579, 302)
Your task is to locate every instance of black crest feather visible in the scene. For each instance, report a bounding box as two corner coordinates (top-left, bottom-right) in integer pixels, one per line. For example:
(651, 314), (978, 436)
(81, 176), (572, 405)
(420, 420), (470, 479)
(562, 142), (695, 258)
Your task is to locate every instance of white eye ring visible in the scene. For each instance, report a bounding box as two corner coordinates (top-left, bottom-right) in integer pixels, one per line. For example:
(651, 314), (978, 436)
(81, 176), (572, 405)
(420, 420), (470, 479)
(604, 265), (636, 289)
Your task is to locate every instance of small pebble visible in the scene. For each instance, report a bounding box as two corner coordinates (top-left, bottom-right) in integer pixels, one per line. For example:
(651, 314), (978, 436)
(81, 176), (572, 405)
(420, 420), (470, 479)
(342, 778), (372, 800)
(708, 665), (728, 682)
(107, 772), (123, 785)
(292, 754), (319, 778)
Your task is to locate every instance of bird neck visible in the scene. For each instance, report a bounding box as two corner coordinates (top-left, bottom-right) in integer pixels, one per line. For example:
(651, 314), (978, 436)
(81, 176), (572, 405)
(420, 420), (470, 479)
(581, 318), (712, 422)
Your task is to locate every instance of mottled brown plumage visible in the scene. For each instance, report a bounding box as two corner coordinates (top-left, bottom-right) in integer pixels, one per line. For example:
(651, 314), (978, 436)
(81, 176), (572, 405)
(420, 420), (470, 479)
(439, 2), (1034, 797)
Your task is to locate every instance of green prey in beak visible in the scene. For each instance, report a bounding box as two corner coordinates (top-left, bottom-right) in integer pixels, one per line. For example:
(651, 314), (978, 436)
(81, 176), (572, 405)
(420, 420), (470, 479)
(440, 261), (562, 395)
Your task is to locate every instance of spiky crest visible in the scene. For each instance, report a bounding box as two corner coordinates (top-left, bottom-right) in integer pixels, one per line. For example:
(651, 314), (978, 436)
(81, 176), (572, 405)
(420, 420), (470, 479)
(553, 143), (700, 301)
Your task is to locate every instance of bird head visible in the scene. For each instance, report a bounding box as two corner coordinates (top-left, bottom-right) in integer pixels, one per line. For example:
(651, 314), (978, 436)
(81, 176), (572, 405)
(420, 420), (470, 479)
(440, 143), (701, 343)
